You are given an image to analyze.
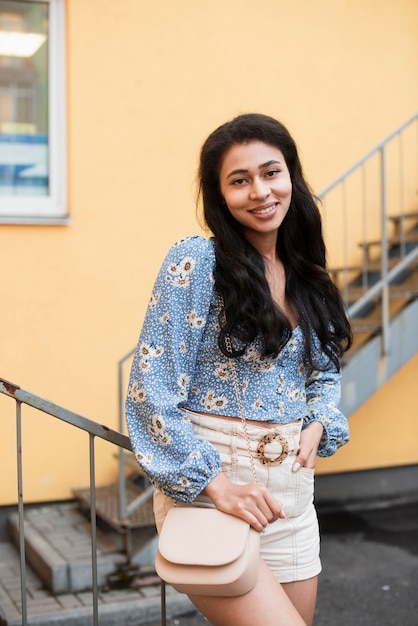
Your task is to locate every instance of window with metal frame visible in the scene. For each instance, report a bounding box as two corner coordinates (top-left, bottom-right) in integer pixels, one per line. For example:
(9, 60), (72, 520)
(0, 0), (67, 224)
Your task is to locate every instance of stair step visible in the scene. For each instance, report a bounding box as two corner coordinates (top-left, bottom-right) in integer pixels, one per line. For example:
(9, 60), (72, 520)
(74, 480), (155, 532)
(330, 253), (417, 287)
(345, 280), (417, 360)
(345, 274), (418, 303)
(350, 318), (381, 333)
(8, 502), (126, 594)
(389, 210), (418, 236)
(358, 231), (418, 262)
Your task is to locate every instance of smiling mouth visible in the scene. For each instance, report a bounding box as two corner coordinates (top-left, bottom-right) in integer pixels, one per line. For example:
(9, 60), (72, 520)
(250, 203), (277, 215)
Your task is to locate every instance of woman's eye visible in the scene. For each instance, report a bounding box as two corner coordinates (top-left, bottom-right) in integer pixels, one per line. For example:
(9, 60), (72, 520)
(232, 178), (247, 185)
(266, 169), (279, 178)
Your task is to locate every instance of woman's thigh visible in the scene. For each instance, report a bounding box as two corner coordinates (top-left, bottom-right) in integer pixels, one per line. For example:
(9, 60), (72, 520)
(282, 577), (318, 626)
(188, 558), (307, 626)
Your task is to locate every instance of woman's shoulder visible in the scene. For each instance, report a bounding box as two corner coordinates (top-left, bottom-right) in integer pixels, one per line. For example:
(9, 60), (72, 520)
(157, 236), (215, 298)
(165, 235), (215, 264)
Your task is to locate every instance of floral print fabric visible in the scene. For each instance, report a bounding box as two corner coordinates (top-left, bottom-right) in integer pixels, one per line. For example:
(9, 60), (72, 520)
(126, 236), (349, 502)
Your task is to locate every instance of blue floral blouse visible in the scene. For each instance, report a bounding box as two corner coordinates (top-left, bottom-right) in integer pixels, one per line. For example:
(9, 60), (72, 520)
(126, 236), (349, 502)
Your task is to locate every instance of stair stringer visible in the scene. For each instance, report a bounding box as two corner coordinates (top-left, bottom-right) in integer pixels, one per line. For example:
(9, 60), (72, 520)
(339, 297), (418, 418)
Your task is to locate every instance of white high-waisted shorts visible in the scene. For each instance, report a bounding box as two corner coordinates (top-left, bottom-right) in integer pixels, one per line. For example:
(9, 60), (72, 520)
(153, 411), (321, 583)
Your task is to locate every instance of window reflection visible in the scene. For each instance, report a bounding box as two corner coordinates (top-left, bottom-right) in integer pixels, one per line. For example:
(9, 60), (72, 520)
(0, 1), (49, 196)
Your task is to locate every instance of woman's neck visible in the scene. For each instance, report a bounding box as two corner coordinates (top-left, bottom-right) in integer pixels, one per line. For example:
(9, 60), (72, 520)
(243, 230), (278, 261)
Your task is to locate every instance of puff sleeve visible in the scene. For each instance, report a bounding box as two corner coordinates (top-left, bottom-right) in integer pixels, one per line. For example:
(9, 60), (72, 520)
(303, 351), (350, 457)
(125, 236), (222, 502)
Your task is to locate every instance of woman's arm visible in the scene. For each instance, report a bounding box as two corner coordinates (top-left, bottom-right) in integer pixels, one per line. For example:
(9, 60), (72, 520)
(302, 360), (350, 458)
(125, 237), (222, 502)
(291, 354), (349, 471)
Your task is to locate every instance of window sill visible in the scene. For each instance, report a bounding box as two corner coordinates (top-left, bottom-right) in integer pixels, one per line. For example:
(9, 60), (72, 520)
(0, 215), (72, 226)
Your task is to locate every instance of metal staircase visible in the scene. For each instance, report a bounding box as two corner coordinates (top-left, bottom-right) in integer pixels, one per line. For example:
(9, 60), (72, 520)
(319, 112), (418, 416)
(336, 217), (418, 418)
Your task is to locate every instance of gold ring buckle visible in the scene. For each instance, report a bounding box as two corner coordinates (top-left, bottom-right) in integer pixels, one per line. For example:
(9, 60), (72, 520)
(256, 432), (289, 466)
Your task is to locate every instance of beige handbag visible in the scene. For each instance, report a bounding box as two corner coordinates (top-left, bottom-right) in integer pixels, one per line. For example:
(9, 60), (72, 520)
(155, 313), (261, 598)
(155, 505), (260, 596)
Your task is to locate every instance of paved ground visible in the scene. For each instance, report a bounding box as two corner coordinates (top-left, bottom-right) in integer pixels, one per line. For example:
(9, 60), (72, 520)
(0, 499), (417, 625)
(314, 500), (418, 626)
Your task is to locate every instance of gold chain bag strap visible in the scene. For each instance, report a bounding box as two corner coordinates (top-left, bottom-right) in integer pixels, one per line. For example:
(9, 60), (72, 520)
(155, 295), (260, 597)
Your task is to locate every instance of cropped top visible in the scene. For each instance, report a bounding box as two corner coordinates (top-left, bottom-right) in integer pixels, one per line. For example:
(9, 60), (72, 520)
(125, 236), (349, 502)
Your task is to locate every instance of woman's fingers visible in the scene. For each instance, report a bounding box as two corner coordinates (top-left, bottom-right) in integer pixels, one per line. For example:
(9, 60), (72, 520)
(292, 421), (324, 471)
(203, 472), (284, 531)
(238, 483), (284, 531)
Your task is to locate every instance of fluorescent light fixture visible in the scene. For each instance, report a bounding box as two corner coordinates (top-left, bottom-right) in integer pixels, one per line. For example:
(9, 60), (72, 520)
(0, 31), (46, 57)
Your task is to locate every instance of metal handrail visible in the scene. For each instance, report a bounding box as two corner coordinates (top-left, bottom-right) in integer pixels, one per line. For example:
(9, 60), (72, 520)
(0, 377), (133, 626)
(319, 112), (418, 357)
(0, 379), (132, 449)
(319, 112), (418, 198)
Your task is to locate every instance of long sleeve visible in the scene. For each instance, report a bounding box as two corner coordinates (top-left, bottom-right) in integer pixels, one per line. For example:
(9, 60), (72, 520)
(125, 236), (222, 502)
(303, 351), (350, 457)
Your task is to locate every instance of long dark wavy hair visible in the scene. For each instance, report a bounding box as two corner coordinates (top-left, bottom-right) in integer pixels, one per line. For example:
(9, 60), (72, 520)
(198, 113), (352, 371)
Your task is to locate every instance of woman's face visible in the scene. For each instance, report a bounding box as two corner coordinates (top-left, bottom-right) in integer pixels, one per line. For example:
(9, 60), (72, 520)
(219, 141), (292, 242)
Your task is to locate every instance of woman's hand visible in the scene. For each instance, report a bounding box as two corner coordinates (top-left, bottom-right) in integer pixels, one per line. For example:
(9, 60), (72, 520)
(202, 472), (285, 533)
(292, 421), (324, 472)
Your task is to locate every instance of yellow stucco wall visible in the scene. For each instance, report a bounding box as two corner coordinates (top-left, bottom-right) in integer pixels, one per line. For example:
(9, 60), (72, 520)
(1, 0), (417, 504)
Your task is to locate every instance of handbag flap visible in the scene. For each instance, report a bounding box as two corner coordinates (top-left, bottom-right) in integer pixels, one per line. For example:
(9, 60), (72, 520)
(158, 507), (252, 566)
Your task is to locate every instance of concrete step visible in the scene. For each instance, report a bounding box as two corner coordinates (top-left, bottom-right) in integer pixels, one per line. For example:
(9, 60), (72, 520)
(8, 502), (129, 594)
(73, 478), (158, 563)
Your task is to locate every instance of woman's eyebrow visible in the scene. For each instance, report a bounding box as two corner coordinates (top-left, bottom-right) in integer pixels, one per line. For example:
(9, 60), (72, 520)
(226, 160), (282, 179)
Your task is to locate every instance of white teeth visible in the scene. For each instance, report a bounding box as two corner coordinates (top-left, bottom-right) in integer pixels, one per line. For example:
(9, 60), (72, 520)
(252, 205), (274, 215)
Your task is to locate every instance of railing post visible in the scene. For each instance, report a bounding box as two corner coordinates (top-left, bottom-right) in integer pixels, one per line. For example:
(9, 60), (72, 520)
(118, 348), (136, 522)
(89, 433), (99, 626)
(398, 132), (406, 257)
(361, 164), (369, 292)
(341, 179), (350, 303)
(16, 400), (27, 626)
(380, 146), (390, 357)
(118, 357), (127, 521)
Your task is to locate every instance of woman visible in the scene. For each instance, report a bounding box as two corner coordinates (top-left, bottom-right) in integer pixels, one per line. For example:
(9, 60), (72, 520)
(126, 113), (352, 626)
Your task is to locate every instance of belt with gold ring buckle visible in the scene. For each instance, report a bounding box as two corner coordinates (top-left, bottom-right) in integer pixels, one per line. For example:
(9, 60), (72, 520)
(256, 432), (289, 466)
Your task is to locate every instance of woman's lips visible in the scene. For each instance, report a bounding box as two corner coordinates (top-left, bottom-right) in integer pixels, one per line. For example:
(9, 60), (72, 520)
(250, 202), (277, 215)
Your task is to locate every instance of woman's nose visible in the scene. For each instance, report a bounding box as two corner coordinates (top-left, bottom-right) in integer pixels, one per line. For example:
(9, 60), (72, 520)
(249, 178), (270, 201)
